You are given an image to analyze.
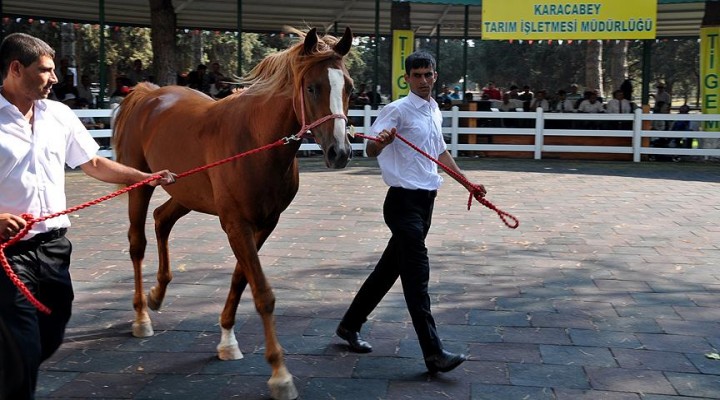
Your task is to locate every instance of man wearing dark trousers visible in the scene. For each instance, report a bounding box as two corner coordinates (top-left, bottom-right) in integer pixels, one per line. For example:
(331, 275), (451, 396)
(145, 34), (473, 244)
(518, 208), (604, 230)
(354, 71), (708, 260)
(336, 51), (486, 374)
(0, 33), (175, 399)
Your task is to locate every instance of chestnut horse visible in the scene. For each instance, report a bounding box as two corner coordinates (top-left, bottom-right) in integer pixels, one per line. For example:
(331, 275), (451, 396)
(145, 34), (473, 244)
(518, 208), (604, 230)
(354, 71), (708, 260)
(112, 28), (353, 400)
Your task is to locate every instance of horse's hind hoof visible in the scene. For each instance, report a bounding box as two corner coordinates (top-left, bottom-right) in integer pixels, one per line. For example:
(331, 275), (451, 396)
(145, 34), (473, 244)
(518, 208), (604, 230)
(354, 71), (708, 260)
(147, 287), (164, 311)
(268, 375), (298, 400)
(132, 320), (154, 337)
(217, 344), (243, 361)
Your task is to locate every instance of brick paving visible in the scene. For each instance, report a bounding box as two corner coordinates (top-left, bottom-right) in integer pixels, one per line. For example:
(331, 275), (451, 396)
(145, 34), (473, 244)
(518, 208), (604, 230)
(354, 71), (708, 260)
(33, 157), (720, 399)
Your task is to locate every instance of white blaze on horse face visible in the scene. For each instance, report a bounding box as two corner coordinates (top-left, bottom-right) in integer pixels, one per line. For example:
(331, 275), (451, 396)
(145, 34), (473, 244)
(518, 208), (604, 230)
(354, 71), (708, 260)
(328, 68), (347, 143)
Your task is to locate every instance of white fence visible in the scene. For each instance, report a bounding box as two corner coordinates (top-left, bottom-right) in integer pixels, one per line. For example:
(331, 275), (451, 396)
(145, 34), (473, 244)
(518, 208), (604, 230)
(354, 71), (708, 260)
(76, 106), (720, 163)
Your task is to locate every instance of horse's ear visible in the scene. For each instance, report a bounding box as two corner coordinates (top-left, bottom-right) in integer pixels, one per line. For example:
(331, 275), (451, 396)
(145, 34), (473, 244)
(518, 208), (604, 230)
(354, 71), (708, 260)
(333, 27), (353, 57)
(303, 28), (319, 55)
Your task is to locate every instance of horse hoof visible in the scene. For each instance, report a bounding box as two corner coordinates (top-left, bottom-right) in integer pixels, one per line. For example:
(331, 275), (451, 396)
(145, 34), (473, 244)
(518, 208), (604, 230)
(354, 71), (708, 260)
(217, 344), (244, 361)
(268, 375), (298, 400)
(147, 287), (163, 311)
(132, 320), (154, 337)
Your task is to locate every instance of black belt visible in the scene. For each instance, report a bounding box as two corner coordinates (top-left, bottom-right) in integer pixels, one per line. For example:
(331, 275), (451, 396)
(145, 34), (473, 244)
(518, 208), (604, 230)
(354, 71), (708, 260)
(3, 228), (67, 254)
(390, 186), (438, 199)
(26, 228), (67, 244)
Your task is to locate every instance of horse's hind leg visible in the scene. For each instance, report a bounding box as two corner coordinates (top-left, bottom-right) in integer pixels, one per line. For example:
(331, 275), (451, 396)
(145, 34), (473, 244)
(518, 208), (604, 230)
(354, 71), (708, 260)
(147, 198), (191, 311)
(129, 185), (155, 337)
(217, 263), (247, 361)
(220, 230), (298, 400)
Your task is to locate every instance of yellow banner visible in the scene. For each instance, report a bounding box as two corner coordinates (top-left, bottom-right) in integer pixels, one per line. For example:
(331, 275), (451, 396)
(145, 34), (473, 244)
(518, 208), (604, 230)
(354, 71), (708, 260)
(392, 30), (414, 100)
(482, 0), (657, 40)
(701, 27), (720, 131)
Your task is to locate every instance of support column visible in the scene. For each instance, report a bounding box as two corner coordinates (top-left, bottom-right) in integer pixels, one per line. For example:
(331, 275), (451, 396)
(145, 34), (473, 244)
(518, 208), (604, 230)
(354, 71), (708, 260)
(700, 0), (720, 151)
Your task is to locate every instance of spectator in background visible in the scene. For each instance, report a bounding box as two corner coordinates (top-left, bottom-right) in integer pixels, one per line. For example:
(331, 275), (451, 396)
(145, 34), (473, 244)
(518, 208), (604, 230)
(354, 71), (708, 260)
(605, 89), (633, 114)
(577, 91), (604, 114)
(187, 64), (211, 95)
(552, 89), (576, 129)
(498, 92), (522, 112)
(351, 83), (370, 107)
(71, 98), (104, 130)
(620, 79), (633, 102)
(577, 91), (605, 129)
(651, 82), (671, 108)
(126, 59), (148, 86)
(56, 57), (72, 86)
(449, 85), (462, 100)
(670, 104), (697, 151)
(566, 83), (583, 106)
(518, 85), (534, 111)
(529, 89), (549, 111)
(506, 85), (520, 99)
(76, 74), (94, 107)
(437, 85), (452, 104)
(109, 85), (131, 107)
(553, 89), (575, 113)
(207, 62), (226, 97)
(605, 89), (633, 130)
(481, 81), (502, 100)
(53, 74), (79, 102)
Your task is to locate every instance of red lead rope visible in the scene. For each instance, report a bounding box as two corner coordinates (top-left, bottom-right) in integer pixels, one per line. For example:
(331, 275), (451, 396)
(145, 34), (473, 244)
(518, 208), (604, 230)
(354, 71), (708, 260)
(1, 108), (347, 315)
(354, 132), (519, 230)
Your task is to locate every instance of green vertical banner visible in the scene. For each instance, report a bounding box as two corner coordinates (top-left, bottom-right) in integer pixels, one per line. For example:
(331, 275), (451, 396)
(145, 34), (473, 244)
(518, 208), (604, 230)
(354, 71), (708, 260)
(392, 29), (414, 100)
(701, 27), (720, 132)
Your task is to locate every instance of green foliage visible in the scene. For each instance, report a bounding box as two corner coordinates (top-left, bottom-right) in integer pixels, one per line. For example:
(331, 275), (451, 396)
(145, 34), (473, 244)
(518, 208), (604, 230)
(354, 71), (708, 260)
(1, 18), (701, 105)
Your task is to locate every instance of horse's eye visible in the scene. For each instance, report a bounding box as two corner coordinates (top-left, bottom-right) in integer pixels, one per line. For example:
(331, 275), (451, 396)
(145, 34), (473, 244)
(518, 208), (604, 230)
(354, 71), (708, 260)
(307, 86), (315, 94)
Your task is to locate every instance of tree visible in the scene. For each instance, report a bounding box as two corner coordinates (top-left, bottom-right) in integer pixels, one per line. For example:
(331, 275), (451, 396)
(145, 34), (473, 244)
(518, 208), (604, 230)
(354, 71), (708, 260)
(149, 0), (177, 86)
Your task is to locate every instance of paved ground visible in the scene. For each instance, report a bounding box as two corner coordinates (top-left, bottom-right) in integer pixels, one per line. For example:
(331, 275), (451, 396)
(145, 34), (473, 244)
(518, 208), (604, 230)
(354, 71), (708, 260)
(33, 157), (720, 399)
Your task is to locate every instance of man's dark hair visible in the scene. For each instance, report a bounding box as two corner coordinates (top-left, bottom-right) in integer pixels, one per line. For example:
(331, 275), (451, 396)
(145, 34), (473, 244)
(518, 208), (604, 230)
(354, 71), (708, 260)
(0, 33), (55, 81)
(404, 51), (436, 75)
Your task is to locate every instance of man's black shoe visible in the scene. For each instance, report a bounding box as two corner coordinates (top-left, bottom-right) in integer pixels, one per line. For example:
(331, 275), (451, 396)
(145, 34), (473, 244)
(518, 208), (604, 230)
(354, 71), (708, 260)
(424, 350), (467, 373)
(336, 325), (372, 353)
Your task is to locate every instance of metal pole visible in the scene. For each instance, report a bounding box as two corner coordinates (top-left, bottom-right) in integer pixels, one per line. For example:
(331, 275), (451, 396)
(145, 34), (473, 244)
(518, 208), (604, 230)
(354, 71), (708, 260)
(435, 23), (440, 99)
(462, 5), (468, 94)
(373, 0), (380, 108)
(99, 0), (106, 108)
(237, 0), (242, 76)
(641, 39), (652, 106)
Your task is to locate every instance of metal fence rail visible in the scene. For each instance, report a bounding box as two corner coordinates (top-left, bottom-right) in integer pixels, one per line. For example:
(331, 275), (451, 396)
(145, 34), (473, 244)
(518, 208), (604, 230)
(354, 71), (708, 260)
(76, 106), (720, 162)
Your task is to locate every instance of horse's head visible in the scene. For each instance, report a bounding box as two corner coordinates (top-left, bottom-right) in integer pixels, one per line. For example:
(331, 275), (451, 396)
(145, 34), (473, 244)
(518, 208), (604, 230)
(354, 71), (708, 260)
(297, 27), (354, 169)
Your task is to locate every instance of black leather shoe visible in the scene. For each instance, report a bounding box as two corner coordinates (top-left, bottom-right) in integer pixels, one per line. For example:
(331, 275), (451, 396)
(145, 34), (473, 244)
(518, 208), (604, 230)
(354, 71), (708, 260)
(336, 325), (372, 353)
(424, 350), (467, 373)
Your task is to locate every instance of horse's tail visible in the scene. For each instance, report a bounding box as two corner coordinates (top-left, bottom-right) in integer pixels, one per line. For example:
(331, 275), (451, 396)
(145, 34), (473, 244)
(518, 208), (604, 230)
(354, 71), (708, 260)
(112, 82), (160, 164)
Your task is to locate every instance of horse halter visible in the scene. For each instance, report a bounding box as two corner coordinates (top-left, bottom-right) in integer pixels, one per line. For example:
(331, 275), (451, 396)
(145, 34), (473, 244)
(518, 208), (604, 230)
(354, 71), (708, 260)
(295, 78), (348, 141)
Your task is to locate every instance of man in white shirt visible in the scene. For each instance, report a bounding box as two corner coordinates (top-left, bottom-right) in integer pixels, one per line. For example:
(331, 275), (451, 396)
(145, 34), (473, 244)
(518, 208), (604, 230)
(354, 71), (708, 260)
(336, 51), (485, 374)
(605, 89), (632, 114)
(0, 33), (175, 400)
(554, 90), (576, 113)
(577, 92), (605, 114)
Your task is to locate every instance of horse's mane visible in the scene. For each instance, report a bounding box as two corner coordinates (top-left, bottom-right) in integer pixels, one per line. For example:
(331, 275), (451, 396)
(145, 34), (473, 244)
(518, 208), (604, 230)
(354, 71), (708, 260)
(240, 27), (344, 103)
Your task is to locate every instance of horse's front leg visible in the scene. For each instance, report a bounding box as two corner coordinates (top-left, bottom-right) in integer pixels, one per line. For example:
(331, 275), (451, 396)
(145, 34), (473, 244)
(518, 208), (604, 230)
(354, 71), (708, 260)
(221, 231), (297, 400)
(129, 186), (154, 337)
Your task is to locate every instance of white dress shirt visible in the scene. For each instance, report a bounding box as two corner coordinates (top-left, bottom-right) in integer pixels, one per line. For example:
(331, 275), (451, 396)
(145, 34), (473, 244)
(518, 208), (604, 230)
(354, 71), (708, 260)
(606, 98), (632, 113)
(577, 100), (605, 113)
(372, 92), (447, 191)
(0, 95), (99, 238)
(554, 99), (576, 113)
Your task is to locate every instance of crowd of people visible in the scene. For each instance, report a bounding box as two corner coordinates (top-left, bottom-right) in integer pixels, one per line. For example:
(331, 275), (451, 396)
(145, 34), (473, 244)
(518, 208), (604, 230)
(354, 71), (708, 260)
(48, 59), (241, 111)
(436, 81), (644, 116)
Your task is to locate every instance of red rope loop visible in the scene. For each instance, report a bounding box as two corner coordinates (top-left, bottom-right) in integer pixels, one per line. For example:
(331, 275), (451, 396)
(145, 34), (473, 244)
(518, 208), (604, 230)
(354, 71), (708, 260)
(355, 132), (519, 229)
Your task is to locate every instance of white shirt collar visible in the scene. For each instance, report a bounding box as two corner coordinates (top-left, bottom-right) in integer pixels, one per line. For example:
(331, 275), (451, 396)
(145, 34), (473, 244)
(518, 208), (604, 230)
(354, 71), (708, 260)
(407, 91), (438, 111)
